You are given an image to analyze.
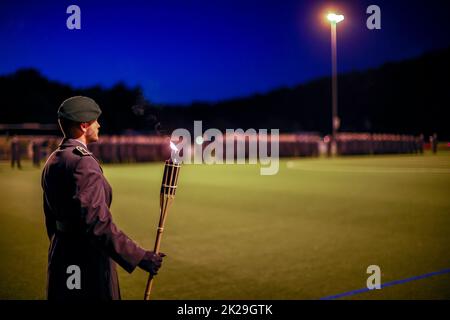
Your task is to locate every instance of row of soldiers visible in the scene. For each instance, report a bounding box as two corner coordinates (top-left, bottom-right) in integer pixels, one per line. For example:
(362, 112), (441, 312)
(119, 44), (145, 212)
(88, 135), (170, 163)
(278, 134), (320, 157)
(88, 133), (433, 162)
(188, 134), (321, 160)
(8, 136), (59, 169)
(4, 133), (440, 167)
(5, 135), (171, 167)
(332, 133), (432, 156)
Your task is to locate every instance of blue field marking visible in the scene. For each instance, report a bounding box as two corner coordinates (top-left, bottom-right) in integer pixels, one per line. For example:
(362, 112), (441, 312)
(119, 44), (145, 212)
(320, 268), (450, 300)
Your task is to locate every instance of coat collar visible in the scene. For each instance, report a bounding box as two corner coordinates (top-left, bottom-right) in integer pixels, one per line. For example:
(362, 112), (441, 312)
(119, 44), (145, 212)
(59, 138), (89, 150)
(58, 138), (101, 166)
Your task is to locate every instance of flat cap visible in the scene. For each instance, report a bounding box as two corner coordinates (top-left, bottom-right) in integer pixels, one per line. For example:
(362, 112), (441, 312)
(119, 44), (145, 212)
(57, 96), (102, 122)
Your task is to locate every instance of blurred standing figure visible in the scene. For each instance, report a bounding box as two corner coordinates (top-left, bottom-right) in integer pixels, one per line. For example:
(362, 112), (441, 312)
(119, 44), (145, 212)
(418, 134), (424, 154)
(11, 135), (22, 169)
(324, 135), (332, 157)
(430, 133), (438, 154)
(110, 135), (119, 163)
(31, 139), (42, 167)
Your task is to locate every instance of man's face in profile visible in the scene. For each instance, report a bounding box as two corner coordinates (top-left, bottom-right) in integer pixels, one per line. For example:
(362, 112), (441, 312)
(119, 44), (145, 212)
(85, 120), (100, 143)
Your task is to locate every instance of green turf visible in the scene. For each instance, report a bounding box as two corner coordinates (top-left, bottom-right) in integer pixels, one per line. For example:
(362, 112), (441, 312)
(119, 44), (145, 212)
(1, 152), (449, 300)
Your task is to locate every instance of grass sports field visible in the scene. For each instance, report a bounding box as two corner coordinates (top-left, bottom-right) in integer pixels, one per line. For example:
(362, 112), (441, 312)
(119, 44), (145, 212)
(0, 152), (449, 300)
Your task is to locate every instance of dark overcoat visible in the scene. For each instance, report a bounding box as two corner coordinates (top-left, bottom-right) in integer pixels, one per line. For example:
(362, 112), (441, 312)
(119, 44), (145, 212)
(41, 138), (145, 300)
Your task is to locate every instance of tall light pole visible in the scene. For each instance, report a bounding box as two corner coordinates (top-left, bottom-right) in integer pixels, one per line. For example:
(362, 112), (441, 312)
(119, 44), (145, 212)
(327, 13), (344, 154)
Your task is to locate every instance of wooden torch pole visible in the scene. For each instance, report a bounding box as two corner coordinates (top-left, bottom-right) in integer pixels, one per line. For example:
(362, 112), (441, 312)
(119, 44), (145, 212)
(144, 160), (180, 300)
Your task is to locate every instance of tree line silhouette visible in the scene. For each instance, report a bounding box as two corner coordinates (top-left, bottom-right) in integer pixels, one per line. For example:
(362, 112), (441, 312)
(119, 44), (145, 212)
(0, 47), (448, 139)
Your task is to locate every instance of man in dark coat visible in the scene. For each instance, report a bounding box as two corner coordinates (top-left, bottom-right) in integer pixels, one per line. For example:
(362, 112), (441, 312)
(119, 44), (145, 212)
(430, 133), (438, 154)
(42, 96), (164, 300)
(11, 135), (22, 169)
(31, 139), (42, 167)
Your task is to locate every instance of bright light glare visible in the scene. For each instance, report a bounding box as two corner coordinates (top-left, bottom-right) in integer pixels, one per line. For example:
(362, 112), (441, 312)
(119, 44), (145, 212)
(170, 141), (178, 152)
(327, 13), (344, 23)
(195, 136), (204, 145)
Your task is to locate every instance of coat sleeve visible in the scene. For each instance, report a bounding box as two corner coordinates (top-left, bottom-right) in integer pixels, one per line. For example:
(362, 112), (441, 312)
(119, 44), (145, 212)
(41, 169), (56, 241)
(43, 193), (56, 241)
(73, 156), (146, 273)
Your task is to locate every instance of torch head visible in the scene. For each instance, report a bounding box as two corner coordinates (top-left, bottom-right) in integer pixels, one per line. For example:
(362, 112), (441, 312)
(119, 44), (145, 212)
(161, 159), (181, 196)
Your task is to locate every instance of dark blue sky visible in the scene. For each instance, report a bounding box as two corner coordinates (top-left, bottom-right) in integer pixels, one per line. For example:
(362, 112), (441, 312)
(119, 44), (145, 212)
(1, 0), (449, 104)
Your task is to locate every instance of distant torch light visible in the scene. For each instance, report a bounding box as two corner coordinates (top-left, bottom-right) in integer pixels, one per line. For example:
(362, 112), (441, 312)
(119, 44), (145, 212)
(327, 13), (344, 23)
(195, 136), (204, 145)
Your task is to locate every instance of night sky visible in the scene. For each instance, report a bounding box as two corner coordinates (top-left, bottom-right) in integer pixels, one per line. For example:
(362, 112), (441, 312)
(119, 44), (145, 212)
(1, 0), (449, 104)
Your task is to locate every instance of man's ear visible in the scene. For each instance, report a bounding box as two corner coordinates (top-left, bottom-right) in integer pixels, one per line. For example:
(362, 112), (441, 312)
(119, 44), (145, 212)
(80, 122), (89, 133)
